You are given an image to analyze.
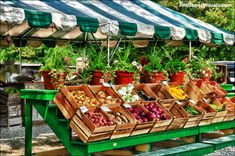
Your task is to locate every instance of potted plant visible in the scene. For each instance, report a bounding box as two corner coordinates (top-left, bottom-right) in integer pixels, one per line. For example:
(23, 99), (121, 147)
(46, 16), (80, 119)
(82, 47), (111, 85)
(112, 46), (141, 85)
(0, 45), (18, 65)
(164, 59), (187, 85)
(40, 45), (76, 89)
(142, 50), (165, 83)
(189, 56), (218, 81)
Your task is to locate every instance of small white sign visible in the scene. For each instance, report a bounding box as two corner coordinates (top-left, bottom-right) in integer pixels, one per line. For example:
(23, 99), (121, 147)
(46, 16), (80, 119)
(80, 106), (88, 113)
(162, 81), (168, 86)
(101, 106), (111, 112)
(176, 101), (183, 105)
(203, 98), (208, 103)
(189, 100), (197, 104)
(123, 103), (132, 108)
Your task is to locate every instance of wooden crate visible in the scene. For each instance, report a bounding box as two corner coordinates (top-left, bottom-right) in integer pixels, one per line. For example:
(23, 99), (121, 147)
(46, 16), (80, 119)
(181, 100), (204, 128)
(184, 80), (205, 102)
(133, 84), (158, 102)
(60, 85), (100, 109)
(193, 79), (214, 98)
(206, 98), (228, 123)
(122, 103), (155, 136)
(88, 85), (123, 107)
(160, 101), (189, 130)
(165, 82), (188, 101)
(205, 81), (227, 98)
(104, 105), (137, 139)
(196, 100), (216, 126)
(217, 97), (235, 121)
(140, 101), (173, 133)
(146, 83), (174, 102)
(70, 108), (116, 143)
(53, 92), (75, 120)
(112, 85), (141, 104)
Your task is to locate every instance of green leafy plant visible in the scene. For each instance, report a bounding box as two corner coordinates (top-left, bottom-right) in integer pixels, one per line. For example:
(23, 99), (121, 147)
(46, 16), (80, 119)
(164, 59), (187, 74)
(0, 45), (19, 63)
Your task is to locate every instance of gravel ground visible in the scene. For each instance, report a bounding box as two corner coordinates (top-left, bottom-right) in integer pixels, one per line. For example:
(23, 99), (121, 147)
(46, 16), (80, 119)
(205, 146), (235, 156)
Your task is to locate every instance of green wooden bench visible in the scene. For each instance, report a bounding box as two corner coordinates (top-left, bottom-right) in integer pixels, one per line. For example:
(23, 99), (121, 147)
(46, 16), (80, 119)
(202, 135), (235, 150)
(135, 143), (214, 156)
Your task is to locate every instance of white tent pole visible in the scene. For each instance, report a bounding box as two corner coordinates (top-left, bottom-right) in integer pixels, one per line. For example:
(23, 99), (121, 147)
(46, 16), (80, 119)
(107, 23), (111, 66)
(189, 41), (192, 61)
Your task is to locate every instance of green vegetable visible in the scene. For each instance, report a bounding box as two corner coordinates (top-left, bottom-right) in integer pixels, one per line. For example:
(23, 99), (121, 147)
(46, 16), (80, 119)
(184, 106), (199, 115)
(210, 103), (222, 112)
(3, 87), (20, 93)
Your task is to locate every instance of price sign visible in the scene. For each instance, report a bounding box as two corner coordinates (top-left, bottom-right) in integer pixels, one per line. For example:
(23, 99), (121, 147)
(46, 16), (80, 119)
(203, 98), (208, 103)
(176, 101), (183, 105)
(189, 100), (197, 104)
(80, 106), (88, 113)
(123, 103), (132, 108)
(101, 106), (111, 112)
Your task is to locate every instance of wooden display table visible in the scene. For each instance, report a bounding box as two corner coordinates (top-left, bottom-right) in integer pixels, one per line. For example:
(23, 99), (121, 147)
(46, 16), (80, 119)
(21, 89), (235, 156)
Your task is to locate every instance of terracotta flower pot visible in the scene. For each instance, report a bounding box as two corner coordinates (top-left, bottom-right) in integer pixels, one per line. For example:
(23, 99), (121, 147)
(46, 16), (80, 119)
(90, 70), (110, 85)
(143, 71), (165, 83)
(169, 71), (185, 85)
(200, 69), (211, 81)
(115, 71), (134, 85)
(41, 70), (66, 90)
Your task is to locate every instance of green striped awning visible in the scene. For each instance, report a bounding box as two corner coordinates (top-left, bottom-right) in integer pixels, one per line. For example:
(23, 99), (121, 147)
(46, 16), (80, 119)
(0, 0), (234, 46)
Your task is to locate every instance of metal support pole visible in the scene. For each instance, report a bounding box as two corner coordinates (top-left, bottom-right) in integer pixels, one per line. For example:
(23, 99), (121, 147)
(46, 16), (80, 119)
(189, 41), (192, 61)
(25, 101), (32, 156)
(107, 23), (111, 66)
(110, 36), (123, 62)
(83, 32), (88, 64)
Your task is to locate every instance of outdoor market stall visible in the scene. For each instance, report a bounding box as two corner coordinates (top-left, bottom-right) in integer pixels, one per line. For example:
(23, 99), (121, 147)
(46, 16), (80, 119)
(0, 0), (235, 155)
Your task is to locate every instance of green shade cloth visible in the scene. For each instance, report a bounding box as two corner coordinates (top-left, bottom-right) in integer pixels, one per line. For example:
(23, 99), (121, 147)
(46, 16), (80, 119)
(76, 17), (99, 33)
(211, 32), (223, 45)
(185, 29), (198, 41)
(119, 21), (137, 36)
(24, 10), (52, 28)
(154, 26), (171, 39)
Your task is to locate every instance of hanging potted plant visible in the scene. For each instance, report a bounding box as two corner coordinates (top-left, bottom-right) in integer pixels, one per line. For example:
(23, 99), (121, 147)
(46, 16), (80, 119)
(142, 48), (165, 83)
(112, 46), (141, 85)
(40, 45), (76, 90)
(164, 59), (187, 85)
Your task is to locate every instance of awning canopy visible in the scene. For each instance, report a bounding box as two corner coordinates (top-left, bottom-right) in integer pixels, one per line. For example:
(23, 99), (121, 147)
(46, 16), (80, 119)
(0, 0), (234, 46)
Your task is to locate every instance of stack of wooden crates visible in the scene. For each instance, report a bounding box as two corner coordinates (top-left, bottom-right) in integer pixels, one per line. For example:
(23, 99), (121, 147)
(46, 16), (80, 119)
(0, 89), (22, 127)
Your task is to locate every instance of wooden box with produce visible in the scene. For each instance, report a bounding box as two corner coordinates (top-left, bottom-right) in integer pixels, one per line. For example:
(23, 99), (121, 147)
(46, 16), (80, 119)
(217, 97), (235, 121)
(113, 84), (141, 104)
(102, 105), (136, 139)
(180, 100), (204, 128)
(206, 98), (228, 123)
(193, 79), (214, 98)
(88, 85), (123, 107)
(141, 101), (173, 133)
(123, 103), (155, 136)
(133, 84), (158, 102)
(196, 100), (216, 126)
(160, 101), (189, 130)
(54, 92), (75, 119)
(165, 82), (187, 101)
(184, 80), (204, 102)
(70, 107), (116, 143)
(146, 83), (174, 103)
(60, 85), (100, 109)
(205, 81), (227, 98)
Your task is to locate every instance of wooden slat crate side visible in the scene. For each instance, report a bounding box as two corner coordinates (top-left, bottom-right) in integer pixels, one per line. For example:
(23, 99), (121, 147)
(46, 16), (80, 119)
(205, 81), (227, 98)
(111, 129), (133, 139)
(53, 93), (74, 120)
(146, 83), (173, 101)
(217, 97), (235, 121)
(70, 121), (89, 143)
(167, 118), (188, 130)
(88, 132), (112, 142)
(184, 81), (205, 102)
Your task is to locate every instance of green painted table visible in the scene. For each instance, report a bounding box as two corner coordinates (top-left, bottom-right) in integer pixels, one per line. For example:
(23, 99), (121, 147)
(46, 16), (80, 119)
(21, 89), (235, 156)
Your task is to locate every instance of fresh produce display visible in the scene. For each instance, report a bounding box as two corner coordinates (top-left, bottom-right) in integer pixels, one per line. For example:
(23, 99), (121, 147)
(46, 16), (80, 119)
(144, 102), (167, 120)
(184, 106), (199, 115)
(127, 106), (154, 122)
(168, 86), (186, 100)
(86, 112), (114, 127)
(96, 91), (122, 105)
(137, 90), (156, 101)
(70, 90), (99, 107)
(209, 103), (225, 112)
(117, 85), (140, 103)
(107, 112), (129, 124)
